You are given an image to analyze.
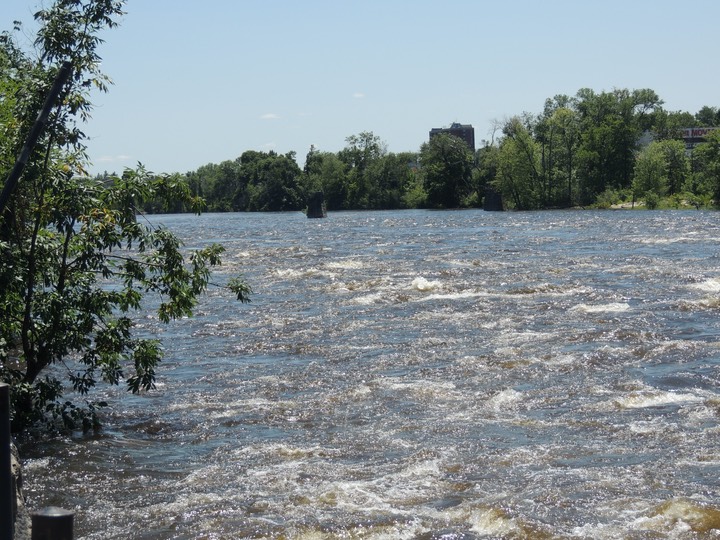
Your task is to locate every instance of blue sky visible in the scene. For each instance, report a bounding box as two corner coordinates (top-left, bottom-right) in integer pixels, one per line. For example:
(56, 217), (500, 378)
(4, 0), (719, 175)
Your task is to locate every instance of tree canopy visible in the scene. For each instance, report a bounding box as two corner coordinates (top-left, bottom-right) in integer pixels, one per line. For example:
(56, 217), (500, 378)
(419, 133), (474, 209)
(149, 92), (720, 213)
(1, 1), (249, 433)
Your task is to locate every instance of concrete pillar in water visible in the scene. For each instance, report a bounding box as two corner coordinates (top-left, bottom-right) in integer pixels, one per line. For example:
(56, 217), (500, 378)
(306, 191), (327, 218)
(483, 187), (504, 211)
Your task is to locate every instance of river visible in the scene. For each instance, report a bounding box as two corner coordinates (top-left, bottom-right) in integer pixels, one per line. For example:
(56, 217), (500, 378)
(19, 209), (720, 539)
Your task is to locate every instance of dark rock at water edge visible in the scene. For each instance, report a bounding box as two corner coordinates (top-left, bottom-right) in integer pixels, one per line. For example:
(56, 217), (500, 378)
(306, 191), (327, 218)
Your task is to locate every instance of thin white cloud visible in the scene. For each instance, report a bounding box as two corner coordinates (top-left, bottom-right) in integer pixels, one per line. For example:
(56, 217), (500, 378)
(352, 92), (365, 99)
(96, 154), (132, 163)
(260, 113), (280, 120)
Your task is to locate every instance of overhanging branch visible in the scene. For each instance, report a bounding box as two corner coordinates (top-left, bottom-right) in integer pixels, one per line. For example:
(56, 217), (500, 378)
(0, 60), (73, 215)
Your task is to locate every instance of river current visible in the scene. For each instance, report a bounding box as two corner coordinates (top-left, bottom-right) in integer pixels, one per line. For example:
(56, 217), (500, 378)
(20, 209), (720, 539)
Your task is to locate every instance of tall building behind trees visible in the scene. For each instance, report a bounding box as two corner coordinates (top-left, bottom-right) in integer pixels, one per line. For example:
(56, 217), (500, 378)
(429, 123), (476, 152)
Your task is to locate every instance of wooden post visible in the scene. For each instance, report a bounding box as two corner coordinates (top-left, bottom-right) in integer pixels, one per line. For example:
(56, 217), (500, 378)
(31, 508), (74, 540)
(1, 383), (13, 540)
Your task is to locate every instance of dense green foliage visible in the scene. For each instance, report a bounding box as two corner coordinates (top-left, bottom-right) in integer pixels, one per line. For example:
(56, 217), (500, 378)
(419, 133), (474, 209)
(183, 132), (423, 212)
(186, 150), (304, 212)
(0, 1), (249, 433)
(151, 95), (720, 212)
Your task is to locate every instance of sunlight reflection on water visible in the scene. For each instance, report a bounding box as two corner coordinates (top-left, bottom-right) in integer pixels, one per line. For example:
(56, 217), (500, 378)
(21, 209), (720, 539)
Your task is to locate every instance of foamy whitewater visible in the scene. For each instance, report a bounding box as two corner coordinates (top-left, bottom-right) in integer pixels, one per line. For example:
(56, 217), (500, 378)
(20, 210), (720, 539)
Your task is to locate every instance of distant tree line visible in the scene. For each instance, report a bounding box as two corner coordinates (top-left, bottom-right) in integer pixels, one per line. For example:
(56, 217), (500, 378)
(124, 89), (720, 213)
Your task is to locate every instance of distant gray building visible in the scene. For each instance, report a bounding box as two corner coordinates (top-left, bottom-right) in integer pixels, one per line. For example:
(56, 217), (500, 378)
(429, 122), (475, 152)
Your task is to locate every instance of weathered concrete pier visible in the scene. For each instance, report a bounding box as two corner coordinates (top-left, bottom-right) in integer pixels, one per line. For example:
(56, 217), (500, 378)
(306, 191), (327, 218)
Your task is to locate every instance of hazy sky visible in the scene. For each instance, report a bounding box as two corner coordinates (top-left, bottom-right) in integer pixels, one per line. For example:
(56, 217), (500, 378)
(4, 0), (719, 175)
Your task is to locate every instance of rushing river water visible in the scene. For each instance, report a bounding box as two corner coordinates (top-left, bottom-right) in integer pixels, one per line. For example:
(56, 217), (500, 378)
(19, 209), (720, 539)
